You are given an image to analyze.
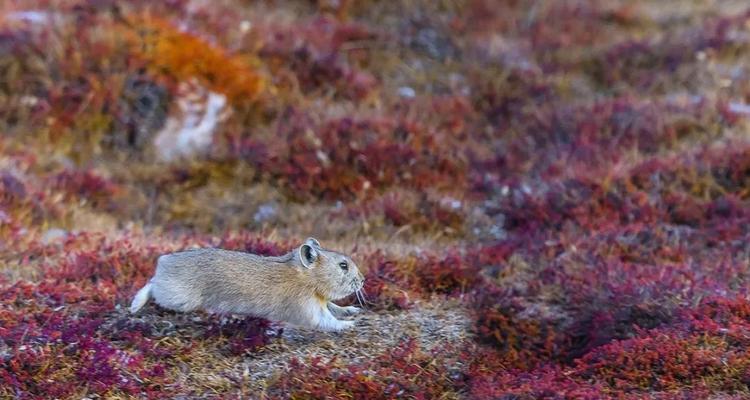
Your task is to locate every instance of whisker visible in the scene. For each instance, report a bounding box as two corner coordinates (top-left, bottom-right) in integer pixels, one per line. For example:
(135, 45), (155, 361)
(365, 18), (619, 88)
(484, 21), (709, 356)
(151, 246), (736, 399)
(359, 289), (373, 307)
(359, 287), (372, 305)
(356, 289), (367, 309)
(355, 289), (364, 308)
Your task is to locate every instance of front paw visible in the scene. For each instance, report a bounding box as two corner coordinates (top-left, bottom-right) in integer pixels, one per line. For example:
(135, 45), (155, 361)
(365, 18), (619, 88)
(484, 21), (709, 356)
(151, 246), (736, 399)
(339, 306), (362, 316)
(316, 317), (355, 332)
(335, 320), (355, 331)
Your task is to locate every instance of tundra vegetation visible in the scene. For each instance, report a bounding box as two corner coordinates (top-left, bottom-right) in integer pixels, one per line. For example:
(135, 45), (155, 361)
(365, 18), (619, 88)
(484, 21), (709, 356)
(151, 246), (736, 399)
(2, 0), (750, 398)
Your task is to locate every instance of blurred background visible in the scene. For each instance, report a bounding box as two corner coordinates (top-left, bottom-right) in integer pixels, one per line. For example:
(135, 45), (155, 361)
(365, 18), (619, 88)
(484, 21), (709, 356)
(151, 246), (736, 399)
(2, 0), (748, 243)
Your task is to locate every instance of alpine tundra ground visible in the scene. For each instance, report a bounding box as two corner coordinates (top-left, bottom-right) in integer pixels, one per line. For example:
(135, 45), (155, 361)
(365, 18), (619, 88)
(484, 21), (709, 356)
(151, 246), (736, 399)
(2, 0), (750, 398)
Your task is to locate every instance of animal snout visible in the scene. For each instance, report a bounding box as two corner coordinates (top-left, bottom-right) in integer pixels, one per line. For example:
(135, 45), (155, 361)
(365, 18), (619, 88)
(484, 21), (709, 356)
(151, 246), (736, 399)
(351, 274), (365, 290)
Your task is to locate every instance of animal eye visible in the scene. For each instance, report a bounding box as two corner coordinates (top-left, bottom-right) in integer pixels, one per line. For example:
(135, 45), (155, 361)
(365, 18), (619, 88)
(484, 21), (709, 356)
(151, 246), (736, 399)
(339, 261), (348, 271)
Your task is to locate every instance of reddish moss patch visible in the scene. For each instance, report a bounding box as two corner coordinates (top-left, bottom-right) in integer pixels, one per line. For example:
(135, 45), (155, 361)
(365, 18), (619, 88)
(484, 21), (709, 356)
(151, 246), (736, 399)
(267, 339), (462, 399)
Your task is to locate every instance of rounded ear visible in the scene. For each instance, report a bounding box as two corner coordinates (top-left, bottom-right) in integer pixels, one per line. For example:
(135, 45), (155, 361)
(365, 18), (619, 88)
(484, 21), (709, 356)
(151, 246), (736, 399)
(305, 237), (321, 248)
(298, 244), (318, 269)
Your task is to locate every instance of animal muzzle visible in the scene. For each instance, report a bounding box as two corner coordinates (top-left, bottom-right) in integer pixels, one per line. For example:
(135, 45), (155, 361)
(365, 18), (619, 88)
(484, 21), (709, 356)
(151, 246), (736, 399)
(351, 274), (365, 291)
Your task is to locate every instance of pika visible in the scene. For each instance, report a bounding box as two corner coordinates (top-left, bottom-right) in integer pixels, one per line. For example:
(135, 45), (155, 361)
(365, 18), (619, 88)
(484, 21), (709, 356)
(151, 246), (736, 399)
(129, 238), (365, 331)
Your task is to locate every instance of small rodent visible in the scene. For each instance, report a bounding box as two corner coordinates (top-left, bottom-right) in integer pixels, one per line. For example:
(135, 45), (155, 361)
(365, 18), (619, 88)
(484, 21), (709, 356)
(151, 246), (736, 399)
(130, 238), (365, 331)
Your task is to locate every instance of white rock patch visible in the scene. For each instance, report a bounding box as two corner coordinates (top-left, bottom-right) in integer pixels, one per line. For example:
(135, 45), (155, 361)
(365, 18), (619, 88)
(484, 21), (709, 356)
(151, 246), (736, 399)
(154, 80), (230, 161)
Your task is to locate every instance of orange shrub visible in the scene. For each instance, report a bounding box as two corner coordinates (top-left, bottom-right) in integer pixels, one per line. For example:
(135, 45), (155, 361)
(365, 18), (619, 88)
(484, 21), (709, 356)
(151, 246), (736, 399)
(128, 16), (266, 104)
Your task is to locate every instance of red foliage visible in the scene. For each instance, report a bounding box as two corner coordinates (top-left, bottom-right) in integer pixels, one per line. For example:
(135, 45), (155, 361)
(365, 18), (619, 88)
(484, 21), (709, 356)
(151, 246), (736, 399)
(363, 250), (480, 305)
(268, 340), (460, 399)
(4, 0), (750, 397)
(474, 302), (563, 368)
(47, 169), (120, 209)
(204, 317), (281, 356)
(257, 16), (378, 100)
(573, 297), (750, 394)
(591, 12), (745, 88)
(269, 113), (465, 199)
(0, 231), (287, 398)
(0, 281), (174, 398)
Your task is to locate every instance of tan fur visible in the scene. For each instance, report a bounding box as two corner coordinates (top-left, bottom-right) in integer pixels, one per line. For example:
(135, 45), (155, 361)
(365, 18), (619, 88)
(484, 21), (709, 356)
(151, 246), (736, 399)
(130, 238), (365, 331)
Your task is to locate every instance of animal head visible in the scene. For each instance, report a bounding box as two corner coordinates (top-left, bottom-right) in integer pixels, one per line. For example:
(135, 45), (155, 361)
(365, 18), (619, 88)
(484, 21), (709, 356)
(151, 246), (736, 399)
(297, 237), (364, 300)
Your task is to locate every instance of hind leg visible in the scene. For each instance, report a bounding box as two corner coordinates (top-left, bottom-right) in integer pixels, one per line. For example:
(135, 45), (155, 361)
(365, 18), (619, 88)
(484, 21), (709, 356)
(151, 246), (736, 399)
(150, 281), (202, 312)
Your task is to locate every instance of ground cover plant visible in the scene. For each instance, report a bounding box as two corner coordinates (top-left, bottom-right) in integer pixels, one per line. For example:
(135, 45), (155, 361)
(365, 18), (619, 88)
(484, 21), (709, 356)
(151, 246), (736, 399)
(2, 0), (750, 398)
